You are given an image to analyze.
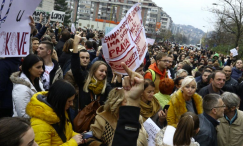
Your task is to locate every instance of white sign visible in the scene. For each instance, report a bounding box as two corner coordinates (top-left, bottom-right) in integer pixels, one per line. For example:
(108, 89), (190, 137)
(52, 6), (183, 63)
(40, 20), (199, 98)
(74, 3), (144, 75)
(0, 0), (42, 57)
(102, 3), (148, 75)
(32, 10), (49, 23)
(50, 10), (65, 23)
(71, 23), (76, 34)
(230, 48), (238, 57)
(147, 38), (155, 45)
(143, 118), (160, 146)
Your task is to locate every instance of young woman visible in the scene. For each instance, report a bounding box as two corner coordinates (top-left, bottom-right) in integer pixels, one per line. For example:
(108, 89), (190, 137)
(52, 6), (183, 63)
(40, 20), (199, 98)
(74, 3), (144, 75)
(10, 54), (44, 118)
(26, 80), (85, 146)
(59, 38), (73, 75)
(0, 117), (38, 146)
(140, 79), (167, 128)
(156, 112), (200, 146)
(167, 76), (203, 127)
(71, 36), (114, 110)
(88, 88), (148, 146)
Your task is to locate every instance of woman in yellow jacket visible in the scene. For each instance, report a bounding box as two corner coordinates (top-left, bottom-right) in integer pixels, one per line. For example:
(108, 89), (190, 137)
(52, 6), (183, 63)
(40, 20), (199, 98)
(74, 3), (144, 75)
(26, 80), (85, 146)
(167, 76), (203, 128)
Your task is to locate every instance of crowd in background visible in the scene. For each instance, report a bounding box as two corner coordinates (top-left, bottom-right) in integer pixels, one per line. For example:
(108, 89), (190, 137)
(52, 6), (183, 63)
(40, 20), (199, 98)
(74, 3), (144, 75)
(1, 16), (243, 146)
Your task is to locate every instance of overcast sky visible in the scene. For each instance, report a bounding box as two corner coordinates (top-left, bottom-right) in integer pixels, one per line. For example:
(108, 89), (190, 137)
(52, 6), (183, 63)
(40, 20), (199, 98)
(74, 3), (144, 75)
(153, 0), (219, 32)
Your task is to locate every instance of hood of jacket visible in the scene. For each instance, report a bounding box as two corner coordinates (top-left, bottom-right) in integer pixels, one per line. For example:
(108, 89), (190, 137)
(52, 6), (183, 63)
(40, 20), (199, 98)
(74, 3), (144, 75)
(213, 53), (219, 58)
(10, 71), (33, 89)
(26, 91), (60, 124)
(148, 62), (166, 76)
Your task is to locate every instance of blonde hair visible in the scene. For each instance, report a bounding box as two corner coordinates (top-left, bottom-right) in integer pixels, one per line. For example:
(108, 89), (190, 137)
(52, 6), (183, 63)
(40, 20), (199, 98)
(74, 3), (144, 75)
(180, 76), (197, 89)
(104, 88), (125, 119)
(83, 61), (107, 94)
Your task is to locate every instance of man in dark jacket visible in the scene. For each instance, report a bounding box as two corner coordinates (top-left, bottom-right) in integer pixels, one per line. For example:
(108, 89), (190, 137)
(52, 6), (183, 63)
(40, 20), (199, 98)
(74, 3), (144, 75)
(199, 71), (225, 98)
(194, 94), (225, 146)
(0, 58), (21, 118)
(197, 69), (212, 92)
(223, 66), (238, 86)
(56, 30), (70, 58)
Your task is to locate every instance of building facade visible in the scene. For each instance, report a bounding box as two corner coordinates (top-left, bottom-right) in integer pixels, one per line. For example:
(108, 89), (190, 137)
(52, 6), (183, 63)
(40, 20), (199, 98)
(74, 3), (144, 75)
(36, 0), (55, 13)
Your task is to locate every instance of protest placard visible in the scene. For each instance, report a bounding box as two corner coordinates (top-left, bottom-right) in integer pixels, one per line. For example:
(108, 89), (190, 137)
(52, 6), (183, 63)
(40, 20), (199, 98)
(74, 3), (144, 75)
(50, 10), (65, 23)
(143, 118), (160, 146)
(0, 0), (42, 57)
(102, 3), (148, 75)
(32, 10), (49, 23)
(147, 38), (155, 45)
(230, 48), (238, 57)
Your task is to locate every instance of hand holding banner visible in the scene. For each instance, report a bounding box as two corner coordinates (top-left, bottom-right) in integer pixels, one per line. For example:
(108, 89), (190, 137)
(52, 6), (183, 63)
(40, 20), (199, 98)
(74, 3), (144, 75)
(102, 3), (148, 75)
(0, 0), (42, 57)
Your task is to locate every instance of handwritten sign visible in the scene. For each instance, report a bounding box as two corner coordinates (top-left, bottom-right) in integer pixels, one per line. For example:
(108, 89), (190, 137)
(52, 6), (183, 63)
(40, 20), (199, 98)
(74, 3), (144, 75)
(102, 3), (148, 75)
(230, 48), (238, 57)
(50, 10), (65, 22)
(32, 10), (49, 23)
(0, 0), (42, 57)
(143, 118), (160, 146)
(147, 38), (155, 45)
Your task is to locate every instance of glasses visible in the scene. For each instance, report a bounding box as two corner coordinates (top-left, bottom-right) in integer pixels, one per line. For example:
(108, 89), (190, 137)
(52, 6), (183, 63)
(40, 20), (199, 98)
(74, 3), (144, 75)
(80, 57), (90, 59)
(160, 60), (172, 63)
(211, 105), (226, 110)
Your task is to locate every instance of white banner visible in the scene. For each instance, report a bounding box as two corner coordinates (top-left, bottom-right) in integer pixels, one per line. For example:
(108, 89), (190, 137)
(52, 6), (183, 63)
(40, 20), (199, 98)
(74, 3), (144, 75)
(230, 48), (238, 57)
(0, 0), (42, 57)
(102, 3), (148, 75)
(143, 118), (160, 146)
(50, 10), (65, 23)
(32, 10), (49, 23)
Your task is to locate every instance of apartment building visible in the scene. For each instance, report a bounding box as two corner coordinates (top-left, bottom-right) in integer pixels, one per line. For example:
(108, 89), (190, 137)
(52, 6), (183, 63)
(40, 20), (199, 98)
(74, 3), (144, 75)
(36, 0), (55, 13)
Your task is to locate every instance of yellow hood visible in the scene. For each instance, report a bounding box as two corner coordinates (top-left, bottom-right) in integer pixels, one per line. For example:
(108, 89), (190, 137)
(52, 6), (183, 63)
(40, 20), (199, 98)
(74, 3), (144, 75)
(26, 91), (60, 124)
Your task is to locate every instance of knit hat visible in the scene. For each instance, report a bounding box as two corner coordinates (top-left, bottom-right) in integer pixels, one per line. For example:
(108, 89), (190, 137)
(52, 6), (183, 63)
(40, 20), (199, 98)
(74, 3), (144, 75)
(159, 78), (174, 95)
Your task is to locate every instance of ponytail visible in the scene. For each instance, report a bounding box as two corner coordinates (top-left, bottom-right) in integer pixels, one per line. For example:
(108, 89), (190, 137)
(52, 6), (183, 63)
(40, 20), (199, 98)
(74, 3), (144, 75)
(173, 112), (199, 146)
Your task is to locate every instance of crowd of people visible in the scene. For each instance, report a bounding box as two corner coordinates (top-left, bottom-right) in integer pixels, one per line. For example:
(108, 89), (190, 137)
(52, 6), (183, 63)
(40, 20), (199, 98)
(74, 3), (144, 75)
(1, 16), (243, 146)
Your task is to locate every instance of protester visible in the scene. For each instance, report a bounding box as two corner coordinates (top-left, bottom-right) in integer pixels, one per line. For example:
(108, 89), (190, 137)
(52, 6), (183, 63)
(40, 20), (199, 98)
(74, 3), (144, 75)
(10, 54), (44, 118)
(156, 112), (200, 146)
(196, 69), (212, 92)
(198, 71), (226, 97)
(231, 59), (243, 81)
(175, 69), (188, 78)
(56, 30), (71, 58)
(37, 41), (63, 90)
(144, 52), (168, 93)
(71, 35), (114, 110)
(31, 37), (39, 54)
(173, 76), (184, 92)
(88, 64), (148, 146)
(216, 92), (243, 146)
(154, 78), (174, 107)
(167, 76), (203, 127)
(140, 79), (167, 128)
(194, 94), (225, 146)
(26, 80), (85, 145)
(223, 66), (238, 86)
(0, 117), (38, 146)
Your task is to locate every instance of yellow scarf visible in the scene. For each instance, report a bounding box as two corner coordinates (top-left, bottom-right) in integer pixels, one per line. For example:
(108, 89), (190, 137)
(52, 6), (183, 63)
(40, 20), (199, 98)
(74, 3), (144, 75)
(88, 77), (105, 95)
(140, 97), (161, 122)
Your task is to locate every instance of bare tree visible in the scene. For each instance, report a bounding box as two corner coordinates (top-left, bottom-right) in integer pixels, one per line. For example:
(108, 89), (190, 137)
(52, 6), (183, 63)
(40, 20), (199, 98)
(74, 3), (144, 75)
(210, 0), (243, 47)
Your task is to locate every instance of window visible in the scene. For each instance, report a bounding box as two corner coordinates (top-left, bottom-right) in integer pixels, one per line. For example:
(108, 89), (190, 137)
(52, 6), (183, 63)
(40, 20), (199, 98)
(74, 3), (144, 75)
(91, 25), (94, 28)
(79, 23), (82, 26)
(87, 24), (90, 27)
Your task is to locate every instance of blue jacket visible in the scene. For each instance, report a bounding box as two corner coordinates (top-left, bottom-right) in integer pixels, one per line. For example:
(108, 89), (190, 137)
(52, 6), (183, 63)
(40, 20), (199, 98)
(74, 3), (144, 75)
(231, 67), (242, 81)
(194, 113), (218, 146)
(0, 58), (21, 109)
(34, 24), (47, 40)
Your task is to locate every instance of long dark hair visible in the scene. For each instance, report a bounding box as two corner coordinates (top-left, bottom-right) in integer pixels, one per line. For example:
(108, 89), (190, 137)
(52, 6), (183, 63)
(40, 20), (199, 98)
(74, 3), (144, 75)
(0, 117), (31, 146)
(173, 112), (199, 145)
(47, 80), (76, 133)
(21, 54), (44, 92)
